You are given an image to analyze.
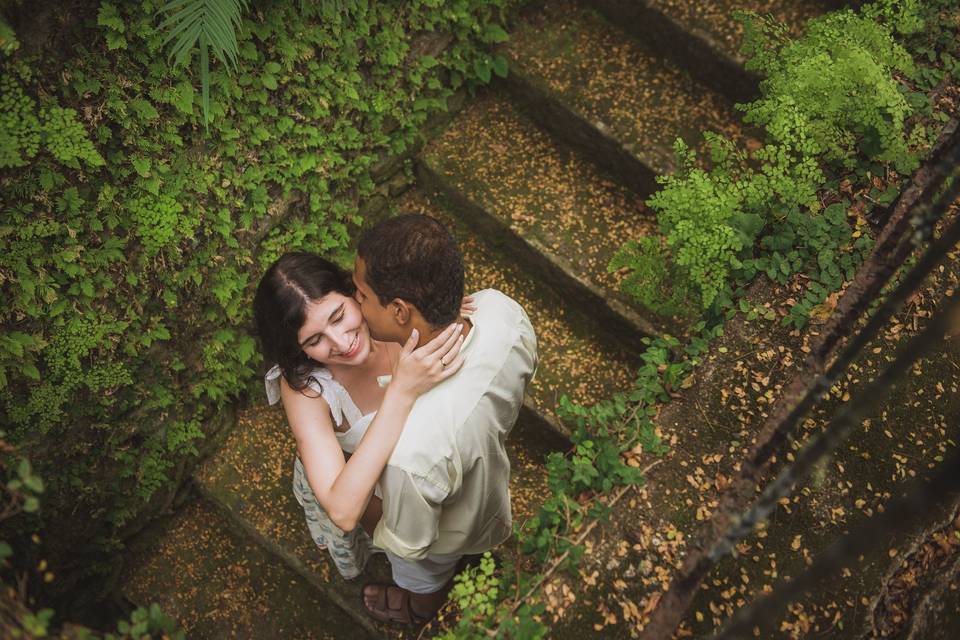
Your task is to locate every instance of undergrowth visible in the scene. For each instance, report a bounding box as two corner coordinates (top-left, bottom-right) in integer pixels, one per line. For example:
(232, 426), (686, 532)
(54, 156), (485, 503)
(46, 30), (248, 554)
(0, 0), (514, 599)
(442, 0), (958, 637)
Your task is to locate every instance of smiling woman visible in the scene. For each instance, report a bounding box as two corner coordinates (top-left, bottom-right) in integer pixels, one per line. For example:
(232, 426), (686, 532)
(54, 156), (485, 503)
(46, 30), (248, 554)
(252, 251), (466, 578)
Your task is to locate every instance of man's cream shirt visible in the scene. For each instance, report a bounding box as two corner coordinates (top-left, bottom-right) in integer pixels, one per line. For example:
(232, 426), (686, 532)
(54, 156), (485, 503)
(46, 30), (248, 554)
(373, 289), (538, 560)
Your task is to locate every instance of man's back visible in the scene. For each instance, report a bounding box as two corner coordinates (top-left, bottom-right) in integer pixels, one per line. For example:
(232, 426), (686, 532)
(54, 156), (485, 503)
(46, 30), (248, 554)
(373, 289), (538, 559)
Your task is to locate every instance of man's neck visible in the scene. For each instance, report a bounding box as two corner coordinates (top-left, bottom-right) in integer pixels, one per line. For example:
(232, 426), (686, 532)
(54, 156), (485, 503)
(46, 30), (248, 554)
(415, 317), (473, 348)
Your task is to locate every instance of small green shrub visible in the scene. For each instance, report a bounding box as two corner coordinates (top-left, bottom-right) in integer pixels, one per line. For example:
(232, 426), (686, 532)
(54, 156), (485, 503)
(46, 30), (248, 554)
(739, 7), (918, 172)
(614, 1), (916, 319)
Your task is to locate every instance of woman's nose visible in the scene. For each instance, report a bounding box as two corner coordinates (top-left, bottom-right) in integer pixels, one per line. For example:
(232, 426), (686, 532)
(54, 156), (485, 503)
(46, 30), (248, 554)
(330, 330), (351, 353)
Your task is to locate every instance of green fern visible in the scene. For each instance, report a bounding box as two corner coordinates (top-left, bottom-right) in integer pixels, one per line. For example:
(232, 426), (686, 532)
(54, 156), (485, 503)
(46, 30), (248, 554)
(157, 0), (249, 128)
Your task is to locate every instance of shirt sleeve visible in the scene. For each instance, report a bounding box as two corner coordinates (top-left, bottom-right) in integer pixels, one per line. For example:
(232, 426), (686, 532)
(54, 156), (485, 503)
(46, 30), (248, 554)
(373, 464), (448, 560)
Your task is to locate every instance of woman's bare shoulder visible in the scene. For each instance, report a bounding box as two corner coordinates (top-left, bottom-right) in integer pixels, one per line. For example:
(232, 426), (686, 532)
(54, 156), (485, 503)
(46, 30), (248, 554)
(279, 375), (334, 431)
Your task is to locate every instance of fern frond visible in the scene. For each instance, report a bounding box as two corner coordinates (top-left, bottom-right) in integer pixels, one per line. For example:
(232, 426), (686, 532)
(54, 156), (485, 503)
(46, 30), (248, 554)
(157, 0), (249, 129)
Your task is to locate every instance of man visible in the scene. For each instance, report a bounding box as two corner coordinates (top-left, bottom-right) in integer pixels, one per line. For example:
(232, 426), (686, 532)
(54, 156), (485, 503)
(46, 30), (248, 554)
(352, 213), (537, 624)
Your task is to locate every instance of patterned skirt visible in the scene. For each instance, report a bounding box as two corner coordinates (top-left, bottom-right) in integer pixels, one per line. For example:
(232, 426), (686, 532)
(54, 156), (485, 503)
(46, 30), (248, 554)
(292, 457), (382, 579)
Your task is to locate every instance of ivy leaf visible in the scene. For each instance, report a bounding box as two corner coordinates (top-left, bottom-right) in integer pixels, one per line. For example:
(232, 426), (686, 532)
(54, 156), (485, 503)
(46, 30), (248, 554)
(131, 157), (151, 177)
(817, 248), (835, 271)
(484, 24), (509, 43)
(473, 57), (492, 83)
(130, 98), (159, 121)
(492, 55), (509, 78)
(97, 3), (125, 33)
(24, 475), (44, 493)
(105, 31), (128, 50)
(172, 80), (194, 114)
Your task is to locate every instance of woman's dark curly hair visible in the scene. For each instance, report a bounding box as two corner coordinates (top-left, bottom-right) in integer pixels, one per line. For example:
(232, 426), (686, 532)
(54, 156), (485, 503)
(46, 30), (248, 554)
(253, 252), (356, 393)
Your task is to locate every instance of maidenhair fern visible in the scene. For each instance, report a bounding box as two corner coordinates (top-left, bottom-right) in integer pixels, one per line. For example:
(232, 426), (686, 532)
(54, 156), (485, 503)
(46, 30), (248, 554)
(738, 8), (919, 172)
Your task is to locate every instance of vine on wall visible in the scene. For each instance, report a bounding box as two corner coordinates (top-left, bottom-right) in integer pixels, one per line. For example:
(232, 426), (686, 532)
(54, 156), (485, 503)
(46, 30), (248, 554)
(0, 0), (513, 576)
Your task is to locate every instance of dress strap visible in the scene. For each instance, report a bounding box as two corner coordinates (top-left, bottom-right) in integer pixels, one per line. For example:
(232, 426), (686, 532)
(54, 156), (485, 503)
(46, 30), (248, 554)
(263, 364), (364, 429)
(264, 365), (283, 406)
(309, 374), (364, 429)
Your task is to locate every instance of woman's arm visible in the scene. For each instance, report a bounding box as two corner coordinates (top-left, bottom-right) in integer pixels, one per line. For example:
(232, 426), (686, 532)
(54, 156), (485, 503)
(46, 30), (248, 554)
(281, 324), (464, 532)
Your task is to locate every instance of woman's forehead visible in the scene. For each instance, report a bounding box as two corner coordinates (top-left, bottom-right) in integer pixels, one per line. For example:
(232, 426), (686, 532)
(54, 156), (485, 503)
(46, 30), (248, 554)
(298, 293), (348, 337)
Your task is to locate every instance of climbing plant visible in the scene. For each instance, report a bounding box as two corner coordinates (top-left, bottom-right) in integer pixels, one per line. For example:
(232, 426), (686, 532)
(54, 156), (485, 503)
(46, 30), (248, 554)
(0, 0), (514, 583)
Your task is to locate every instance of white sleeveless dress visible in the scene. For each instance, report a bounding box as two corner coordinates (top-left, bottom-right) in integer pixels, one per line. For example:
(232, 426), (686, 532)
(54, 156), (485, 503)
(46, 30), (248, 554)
(264, 364), (383, 579)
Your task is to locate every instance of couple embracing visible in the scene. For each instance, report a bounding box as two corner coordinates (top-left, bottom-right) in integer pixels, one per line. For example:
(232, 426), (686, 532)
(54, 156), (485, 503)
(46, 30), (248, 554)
(253, 214), (538, 625)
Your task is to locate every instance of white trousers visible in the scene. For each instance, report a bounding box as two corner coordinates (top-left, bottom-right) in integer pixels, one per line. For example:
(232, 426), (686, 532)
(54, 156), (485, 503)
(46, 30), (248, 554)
(386, 551), (462, 594)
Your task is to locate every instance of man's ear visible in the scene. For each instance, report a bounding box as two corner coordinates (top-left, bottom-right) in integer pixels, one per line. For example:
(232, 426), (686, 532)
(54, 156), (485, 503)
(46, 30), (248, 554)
(391, 299), (411, 325)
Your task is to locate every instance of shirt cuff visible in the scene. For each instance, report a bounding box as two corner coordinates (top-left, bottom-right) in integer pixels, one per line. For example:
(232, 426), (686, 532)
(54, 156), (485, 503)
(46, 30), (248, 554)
(373, 519), (430, 560)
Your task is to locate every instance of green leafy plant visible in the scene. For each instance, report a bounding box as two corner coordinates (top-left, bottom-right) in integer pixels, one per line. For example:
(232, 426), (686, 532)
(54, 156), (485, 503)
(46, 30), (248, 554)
(1, 0), (516, 582)
(614, 1), (917, 322)
(739, 7), (918, 172)
(155, 0), (249, 127)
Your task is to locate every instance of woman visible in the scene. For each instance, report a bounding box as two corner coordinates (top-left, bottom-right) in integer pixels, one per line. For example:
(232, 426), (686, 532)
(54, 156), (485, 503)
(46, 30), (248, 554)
(253, 251), (469, 579)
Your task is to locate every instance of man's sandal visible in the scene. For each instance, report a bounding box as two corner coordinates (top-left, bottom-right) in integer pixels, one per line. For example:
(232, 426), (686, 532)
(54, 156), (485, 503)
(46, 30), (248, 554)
(361, 583), (434, 626)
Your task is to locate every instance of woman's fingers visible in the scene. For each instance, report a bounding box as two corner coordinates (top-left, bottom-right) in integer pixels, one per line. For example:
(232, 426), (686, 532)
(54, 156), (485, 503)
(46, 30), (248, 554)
(400, 328), (420, 356)
(416, 322), (462, 357)
(460, 295), (477, 316)
(434, 324), (464, 363)
(437, 335), (464, 368)
(438, 349), (466, 377)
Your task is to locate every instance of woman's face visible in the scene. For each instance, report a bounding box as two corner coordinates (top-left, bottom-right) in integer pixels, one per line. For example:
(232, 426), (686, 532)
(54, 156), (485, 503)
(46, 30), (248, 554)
(296, 292), (372, 366)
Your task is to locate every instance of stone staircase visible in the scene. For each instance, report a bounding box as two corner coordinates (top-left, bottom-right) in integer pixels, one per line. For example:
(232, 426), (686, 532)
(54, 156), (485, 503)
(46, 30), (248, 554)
(120, 0), (832, 636)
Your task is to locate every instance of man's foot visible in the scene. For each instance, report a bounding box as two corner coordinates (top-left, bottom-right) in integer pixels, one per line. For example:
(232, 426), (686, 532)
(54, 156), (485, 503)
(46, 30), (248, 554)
(361, 583), (448, 625)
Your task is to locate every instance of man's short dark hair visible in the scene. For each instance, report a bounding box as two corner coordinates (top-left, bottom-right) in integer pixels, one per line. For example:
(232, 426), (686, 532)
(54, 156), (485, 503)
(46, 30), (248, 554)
(357, 213), (464, 327)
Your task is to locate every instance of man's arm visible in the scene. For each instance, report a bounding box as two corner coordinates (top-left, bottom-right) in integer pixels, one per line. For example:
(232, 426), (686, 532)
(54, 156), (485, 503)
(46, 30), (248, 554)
(373, 465), (447, 560)
(360, 495), (382, 537)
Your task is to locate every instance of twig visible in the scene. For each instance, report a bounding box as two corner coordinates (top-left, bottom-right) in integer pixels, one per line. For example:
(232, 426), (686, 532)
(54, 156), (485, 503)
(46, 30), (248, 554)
(489, 459), (664, 637)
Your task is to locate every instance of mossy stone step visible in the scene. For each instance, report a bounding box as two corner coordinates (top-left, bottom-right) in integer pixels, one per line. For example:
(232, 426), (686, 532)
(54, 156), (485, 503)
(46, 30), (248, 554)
(193, 402), (553, 639)
(397, 187), (641, 442)
(420, 91), (669, 345)
(121, 496), (368, 639)
(590, 0), (832, 103)
(192, 404), (395, 638)
(501, 0), (750, 195)
(544, 264), (960, 636)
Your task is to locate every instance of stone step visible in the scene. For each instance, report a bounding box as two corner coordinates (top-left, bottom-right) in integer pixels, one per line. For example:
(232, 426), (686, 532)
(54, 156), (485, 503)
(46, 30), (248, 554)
(542, 255), (960, 635)
(500, 0), (751, 196)
(191, 402), (555, 639)
(121, 496), (369, 639)
(589, 0), (833, 103)
(397, 187), (642, 442)
(419, 91), (670, 346)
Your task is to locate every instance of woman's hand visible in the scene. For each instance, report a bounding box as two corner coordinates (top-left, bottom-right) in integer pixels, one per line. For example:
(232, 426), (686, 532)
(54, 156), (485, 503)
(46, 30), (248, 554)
(460, 295), (477, 317)
(390, 324), (465, 397)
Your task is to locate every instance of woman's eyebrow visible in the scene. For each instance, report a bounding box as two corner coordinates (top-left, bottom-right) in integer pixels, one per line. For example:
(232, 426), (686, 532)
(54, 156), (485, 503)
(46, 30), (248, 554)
(299, 304), (344, 347)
